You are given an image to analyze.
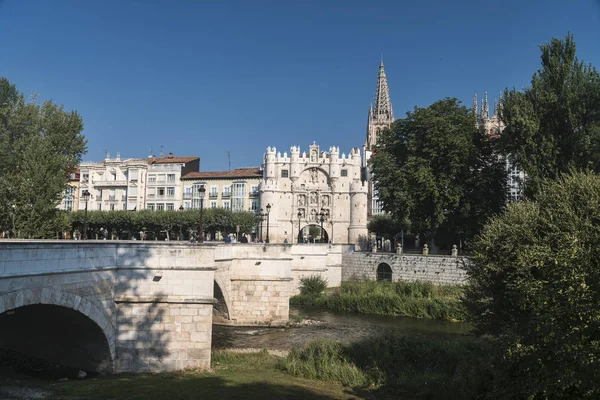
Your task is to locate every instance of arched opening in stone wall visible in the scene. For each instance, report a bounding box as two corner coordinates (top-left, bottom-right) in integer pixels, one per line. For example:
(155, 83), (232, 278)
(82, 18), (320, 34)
(376, 263), (393, 282)
(213, 281), (230, 321)
(299, 224), (328, 243)
(0, 304), (112, 373)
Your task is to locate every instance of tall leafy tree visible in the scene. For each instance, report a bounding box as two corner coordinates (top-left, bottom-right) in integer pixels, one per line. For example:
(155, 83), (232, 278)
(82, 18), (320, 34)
(464, 170), (600, 398)
(0, 78), (87, 238)
(500, 33), (600, 194)
(371, 98), (506, 248)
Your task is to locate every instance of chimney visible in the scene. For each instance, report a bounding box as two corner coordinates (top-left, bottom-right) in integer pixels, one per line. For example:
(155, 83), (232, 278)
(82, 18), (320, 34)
(168, 152), (173, 159)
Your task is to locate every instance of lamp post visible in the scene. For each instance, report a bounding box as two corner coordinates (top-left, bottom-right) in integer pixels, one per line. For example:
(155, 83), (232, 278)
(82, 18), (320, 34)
(297, 210), (302, 243)
(265, 203), (271, 243)
(198, 185), (206, 243)
(319, 207), (328, 243)
(178, 205), (184, 240)
(82, 190), (91, 240)
(259, 208), (265, 242)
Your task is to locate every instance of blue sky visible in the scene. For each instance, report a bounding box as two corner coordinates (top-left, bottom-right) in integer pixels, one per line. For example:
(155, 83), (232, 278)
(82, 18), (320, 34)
(1, 0), (599, 171)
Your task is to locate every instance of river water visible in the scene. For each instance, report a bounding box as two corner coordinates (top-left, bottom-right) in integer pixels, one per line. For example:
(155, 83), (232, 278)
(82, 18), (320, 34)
(212, 306), (471, 350)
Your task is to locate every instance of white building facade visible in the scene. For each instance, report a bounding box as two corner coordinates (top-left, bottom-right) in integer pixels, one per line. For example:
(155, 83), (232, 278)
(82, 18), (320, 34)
(78, 154), (149, 212)
(259, 143), (368, 244)
(145, 153), (200, 211)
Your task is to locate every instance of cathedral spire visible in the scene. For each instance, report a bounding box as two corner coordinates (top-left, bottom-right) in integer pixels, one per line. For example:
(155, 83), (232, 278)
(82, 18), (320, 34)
(473, 93), (478, 117)
(481, 91), (489, 119)
(373, 60), (393, 122)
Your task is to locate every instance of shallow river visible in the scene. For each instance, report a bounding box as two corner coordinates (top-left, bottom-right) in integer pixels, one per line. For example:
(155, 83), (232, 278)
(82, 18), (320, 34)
(212, 305), (471, 350)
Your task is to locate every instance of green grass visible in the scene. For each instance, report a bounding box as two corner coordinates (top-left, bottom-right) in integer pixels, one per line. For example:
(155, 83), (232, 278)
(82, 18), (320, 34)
(279, 334), (494, 399)
(291, 281), (466, 321)
(13, 350), (371, 400)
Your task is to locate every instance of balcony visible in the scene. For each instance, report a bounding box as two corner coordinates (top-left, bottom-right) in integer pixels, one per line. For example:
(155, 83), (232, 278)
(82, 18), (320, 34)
(221, 192), (231, 198)
(183, 193), (192, 199)
(209, 193), (218, 198)
(249, 191), (259, 197)
(93, 180), (128, 187)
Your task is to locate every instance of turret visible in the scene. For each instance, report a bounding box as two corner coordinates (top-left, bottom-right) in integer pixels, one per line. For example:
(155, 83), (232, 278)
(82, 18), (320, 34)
(351, 147), (361, 181)
(290, 145), (300, 182)
(481, 92), (489, 120)
(329, 146), (340, 181)
(265, 146), (276, 180)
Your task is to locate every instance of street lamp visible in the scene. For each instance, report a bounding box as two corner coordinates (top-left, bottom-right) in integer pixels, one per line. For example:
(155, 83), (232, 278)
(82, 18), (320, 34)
(178, 205), (184, 240)
(81, 190), (91, 240)
(319, 207), (328, 243)
(265, 203), (271, 243)
(259, 208), (265, 242)
(297, 210), (302, 244)
(198, 185), (206, 243)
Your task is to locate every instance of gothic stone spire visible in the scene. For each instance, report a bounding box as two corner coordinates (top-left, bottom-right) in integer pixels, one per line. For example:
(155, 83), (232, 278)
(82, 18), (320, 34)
(373, 60), (394, 122)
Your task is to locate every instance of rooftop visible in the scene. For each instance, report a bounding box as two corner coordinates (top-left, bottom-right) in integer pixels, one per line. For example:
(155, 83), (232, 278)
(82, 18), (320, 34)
(182, 167), (262, 180)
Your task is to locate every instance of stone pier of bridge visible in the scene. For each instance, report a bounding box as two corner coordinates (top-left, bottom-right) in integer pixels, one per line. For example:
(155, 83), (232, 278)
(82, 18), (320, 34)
(0, 241), (349, 373)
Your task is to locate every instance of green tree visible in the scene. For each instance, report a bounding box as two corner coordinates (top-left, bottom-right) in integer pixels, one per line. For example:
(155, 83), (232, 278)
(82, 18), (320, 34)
(367, 214), (408, 240)
(371, 98), (506, 248)
(500, 33), (600, 195)
(464, 170), (600, 398)
(0, 78), (87, 238)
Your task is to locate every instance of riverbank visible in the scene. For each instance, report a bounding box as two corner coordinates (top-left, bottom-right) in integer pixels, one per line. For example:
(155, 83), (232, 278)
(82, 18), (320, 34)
(291, 280), (466, 321)
(281, 333), (494, 399)
(2, 334), (492, 400)
(0, 350), (364, 400)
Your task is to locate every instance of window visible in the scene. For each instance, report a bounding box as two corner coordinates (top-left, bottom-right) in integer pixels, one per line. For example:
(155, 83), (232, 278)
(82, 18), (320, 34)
(223, 186), (230, 195)
(97, 204), (102, 210)
(129, 170), (138, 181)
(281, 170), (289, 178)
(123, 204), (127, 210)
(210, 186), (218, 196)
(251, 200), (258, 211)
(157, 203), (165, 211)
(81, 172), (89, 182)
(166, 203), (174, 211)
(97, 189), (103, 199)
(185, 202), (191, 209)
(129, 186), (138, 196)
(185, 187), (192, 198)
(148, 175), (156, 183)
(167, 174), (176, 182)
(157, 174), (166, 182)
(158, 187), (165, 196)
(110, 204), (115, 211)
(251, 185), (258, 194)
(147, 204), (155, 211)
(167, 187), (175, 197)
(223, 200), (230, 210)
(341, 169), (348, 177)
(210, 201), (217, 208)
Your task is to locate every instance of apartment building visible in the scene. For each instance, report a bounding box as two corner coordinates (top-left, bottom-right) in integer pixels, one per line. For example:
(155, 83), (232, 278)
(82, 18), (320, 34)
(79, 153), (149, 211)
(58, 166), (80, 212)
(145, 153), (200, 211)
(181, 167), (262, 212)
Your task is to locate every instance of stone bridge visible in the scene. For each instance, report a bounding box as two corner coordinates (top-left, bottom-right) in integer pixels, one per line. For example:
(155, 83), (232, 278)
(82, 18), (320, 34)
(0, 241), (348, 374)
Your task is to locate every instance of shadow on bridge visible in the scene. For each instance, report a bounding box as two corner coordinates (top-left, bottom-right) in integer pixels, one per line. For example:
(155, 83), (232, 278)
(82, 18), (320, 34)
(0, 242), (178, 375)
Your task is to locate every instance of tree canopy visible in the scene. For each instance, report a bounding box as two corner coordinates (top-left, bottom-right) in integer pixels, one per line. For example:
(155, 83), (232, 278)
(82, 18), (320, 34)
(464, 170), (600, 398)
(0, 77), (87, 238)
(370, 97), (506, 248)
(500, 33), (600, 194)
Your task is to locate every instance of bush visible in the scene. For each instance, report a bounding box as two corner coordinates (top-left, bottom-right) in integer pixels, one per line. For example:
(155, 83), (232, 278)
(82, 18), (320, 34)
(464, 171), (600, 398)
(280, 334), (493, 399)
(298, 275), (328, 296)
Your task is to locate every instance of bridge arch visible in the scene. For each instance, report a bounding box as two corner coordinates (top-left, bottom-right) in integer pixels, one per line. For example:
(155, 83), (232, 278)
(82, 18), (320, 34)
(213, 275), (232, 322)
(0, 287), (116, 370)
(376, 263), (393, 282)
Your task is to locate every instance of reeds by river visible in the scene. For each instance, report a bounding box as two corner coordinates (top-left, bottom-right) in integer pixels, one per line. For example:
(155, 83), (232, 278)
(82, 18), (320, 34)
(291, 280), (466, 321)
